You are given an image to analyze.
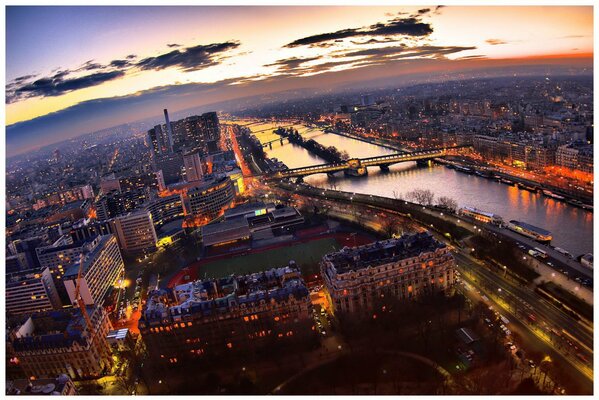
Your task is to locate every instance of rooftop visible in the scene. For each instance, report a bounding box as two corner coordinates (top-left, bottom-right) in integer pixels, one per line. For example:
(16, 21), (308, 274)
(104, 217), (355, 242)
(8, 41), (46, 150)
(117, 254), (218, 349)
(323, 231), (446, 273)
(11, 306), (99, 352)
(7, 375), (74, 396)
(63, 235), (114, 278)
(141, 264), (309, 325)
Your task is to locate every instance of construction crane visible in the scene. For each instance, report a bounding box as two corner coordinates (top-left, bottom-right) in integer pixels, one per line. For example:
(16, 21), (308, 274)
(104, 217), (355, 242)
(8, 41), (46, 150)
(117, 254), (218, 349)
(74, 254), (95, 334)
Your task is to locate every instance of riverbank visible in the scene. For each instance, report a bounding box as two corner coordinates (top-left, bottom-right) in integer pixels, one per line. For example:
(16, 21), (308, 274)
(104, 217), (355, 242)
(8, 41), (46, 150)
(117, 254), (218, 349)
(435, 158), (593, 207)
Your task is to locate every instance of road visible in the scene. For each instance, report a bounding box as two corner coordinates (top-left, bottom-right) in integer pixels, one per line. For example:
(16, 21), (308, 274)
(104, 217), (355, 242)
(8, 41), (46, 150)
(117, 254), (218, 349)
(281, 187), (593, 389)
(453, 251), (593, 381)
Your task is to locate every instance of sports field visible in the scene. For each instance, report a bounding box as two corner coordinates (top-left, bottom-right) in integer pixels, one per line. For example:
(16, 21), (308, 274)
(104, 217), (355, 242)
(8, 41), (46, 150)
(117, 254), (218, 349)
(198, 237), (341, 279)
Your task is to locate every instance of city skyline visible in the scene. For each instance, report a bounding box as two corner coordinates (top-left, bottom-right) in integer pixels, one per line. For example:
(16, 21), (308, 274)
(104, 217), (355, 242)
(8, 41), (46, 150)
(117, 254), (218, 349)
(6, 5), (593, 156)
(4, 5), (594, 396)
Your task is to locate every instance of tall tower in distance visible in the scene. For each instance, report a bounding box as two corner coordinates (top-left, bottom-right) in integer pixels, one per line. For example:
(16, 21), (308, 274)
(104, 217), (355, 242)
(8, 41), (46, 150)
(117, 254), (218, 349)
(164, 108), (174, 153)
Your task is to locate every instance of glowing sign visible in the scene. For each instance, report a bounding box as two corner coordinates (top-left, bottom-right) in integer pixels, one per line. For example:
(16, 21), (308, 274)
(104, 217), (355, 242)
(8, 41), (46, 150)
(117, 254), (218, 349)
(254, 209), (267, 216)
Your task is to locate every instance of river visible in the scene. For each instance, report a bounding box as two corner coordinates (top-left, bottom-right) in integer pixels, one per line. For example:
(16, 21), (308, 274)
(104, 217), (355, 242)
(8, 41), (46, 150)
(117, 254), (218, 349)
(246, 121), (593, 256)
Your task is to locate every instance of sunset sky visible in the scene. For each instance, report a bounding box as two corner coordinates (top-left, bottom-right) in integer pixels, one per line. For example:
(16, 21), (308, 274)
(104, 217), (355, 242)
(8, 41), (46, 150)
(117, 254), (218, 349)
(6, 5), (594, 156)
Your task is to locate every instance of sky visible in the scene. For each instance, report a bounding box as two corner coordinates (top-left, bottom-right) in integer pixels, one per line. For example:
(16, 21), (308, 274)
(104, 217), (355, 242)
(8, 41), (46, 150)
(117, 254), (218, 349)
(5, 5), (594, 156)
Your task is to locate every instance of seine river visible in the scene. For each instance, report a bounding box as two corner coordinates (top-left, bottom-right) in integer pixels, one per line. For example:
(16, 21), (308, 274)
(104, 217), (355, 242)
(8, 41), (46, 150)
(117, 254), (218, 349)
(247, 122), (593, 256)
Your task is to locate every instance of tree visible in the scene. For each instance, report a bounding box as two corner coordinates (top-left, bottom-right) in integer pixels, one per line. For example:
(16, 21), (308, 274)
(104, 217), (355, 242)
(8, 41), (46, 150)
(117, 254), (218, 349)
(114, 375), (136, 395)
(405, 189), (435, 206)
(436, 196), (458, 213)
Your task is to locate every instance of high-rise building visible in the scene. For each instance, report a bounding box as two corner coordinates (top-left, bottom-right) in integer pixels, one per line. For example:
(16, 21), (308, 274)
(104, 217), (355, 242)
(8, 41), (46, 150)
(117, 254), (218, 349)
(62, 235), (124, 305)
(185, 176), (235, 218)
(147, 124), (169, 158)
(142, 193), (184, 228)
(94, 188), (150, 221)
(9, 306), (113, 379)
(37, 235), (103, 303)
(183, 152), (204, 182)
(154, 153), (184, 185)
(321, 232), (456, 314)
(170, 112), (221, 154)
(6, 267), (62, 316)
(112, 211), (158, 255)
(163, 109), (174, 153)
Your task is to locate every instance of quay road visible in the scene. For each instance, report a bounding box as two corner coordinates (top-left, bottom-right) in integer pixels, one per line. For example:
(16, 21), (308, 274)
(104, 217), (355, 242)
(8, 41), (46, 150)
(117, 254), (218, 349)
(275, 183), (593, 386)
(278, 180), (594, 284)
(453, 251), (593, 381)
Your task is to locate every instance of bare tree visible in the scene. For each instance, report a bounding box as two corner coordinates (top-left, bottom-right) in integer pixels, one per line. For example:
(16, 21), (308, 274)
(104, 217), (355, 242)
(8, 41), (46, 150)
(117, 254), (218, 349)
(405, 189), (435, 206)
(436, 196), (458, 212)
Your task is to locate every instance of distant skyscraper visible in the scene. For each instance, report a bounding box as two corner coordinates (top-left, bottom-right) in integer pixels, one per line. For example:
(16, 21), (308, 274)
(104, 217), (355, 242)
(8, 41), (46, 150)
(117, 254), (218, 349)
(164, 108), (174, 153)
(183, 152), (204, 182)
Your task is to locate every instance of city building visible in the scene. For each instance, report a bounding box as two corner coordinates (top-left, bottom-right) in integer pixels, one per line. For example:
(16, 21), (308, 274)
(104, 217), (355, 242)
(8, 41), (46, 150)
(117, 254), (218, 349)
(143, 193), (185, 228)
(321, 232), (456, 314)
(112, 211), (158, 255)
(183, 152), (204, 182)
(201, 202), (305, 251)
(46, 200), (91, 224)
(6, 374), (77, 395)
(62, 235), (125, 305)
(6, 267), (62, 316)
(184, 176), (235, 219)
(556, 143), (593, 173)
(94, 188), (150, 221)
(154, 152), (184, 185)
(170, 112), (221, 154)
(138, 264), (313, 363)
(99, 172), (165, 194)
(68, 219), (115, 245)
(9, 306), (113, 379)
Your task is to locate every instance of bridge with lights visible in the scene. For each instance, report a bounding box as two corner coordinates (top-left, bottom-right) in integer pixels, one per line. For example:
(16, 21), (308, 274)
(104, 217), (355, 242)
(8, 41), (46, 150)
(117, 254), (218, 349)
(267, 147), (468, 180)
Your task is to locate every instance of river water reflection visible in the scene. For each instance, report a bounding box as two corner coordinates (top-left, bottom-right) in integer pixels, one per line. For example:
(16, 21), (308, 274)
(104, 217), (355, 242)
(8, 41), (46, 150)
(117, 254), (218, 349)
(248, 122), (593, 256)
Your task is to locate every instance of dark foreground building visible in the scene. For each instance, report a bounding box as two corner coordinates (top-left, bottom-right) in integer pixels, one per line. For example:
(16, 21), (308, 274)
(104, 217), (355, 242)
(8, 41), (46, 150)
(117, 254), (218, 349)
(139, 264), (314, 364)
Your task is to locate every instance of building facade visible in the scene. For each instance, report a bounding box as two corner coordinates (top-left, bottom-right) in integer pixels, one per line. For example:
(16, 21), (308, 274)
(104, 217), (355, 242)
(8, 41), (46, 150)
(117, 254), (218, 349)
(138, 265), (313, 363)
(185, 176), (235, 218)
(321, 232), (456, 314)
(112, 211), (158, 255)
(63, 235), (125, 305)
(6, 267), (62, 316)
(9, 306), (113, 379)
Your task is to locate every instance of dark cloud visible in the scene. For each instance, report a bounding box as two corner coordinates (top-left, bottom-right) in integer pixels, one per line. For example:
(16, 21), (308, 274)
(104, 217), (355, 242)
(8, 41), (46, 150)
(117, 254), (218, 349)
(136, 41), (240, 72)
(417, 8), (431, 15)
(110, 59), (132, 68)
(486, 39), (508, 46)
(167, 43), (181, 48)
(265, 56), (322, 73)
(285, 16), (433, 47)
(434, 6), (445, 14)
(77, 60), (103, 71)
(7, 71), (125, 103)
(456, 54), (487, 60)
(7, 41), (242, 103)
(351, 38), (400, 45)
(13, 74), (37, 83)
(340, 45), (474, 60)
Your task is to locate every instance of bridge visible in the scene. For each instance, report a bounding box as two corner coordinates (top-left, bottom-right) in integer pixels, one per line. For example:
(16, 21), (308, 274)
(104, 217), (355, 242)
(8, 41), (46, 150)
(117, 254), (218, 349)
(268, 148), (452, 180)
